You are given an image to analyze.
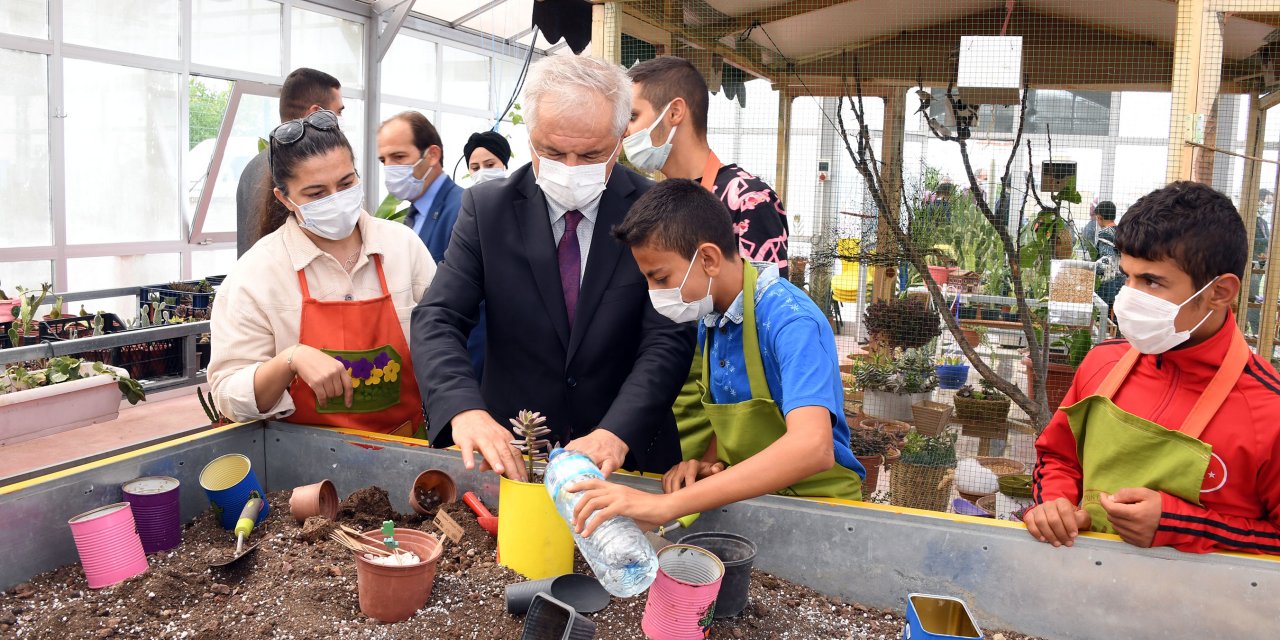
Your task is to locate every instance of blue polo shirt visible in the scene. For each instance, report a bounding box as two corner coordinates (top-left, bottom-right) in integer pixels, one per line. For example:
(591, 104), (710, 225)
(698, 263), (863, 478)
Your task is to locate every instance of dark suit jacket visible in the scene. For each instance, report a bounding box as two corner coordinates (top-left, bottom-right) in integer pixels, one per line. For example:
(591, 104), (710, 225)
(411, 164), (692, 472)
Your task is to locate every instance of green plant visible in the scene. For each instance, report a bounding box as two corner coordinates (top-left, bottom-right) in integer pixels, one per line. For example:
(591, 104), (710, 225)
(941, 355), (965, 366)
(899, 430), (958, 468)
(6, 283), (52, 348)
(197, 386), (225, 425)
(1053, 328), (1093, 367)
(955, 378), (1006, 402)
(849, 427), (895, 457)
(0, 356), (145, 405)
(863, 298), (942, 351)
(851, 348), (938, 394)
(46, 296), (64, 320)
(509, 410), (552, 482)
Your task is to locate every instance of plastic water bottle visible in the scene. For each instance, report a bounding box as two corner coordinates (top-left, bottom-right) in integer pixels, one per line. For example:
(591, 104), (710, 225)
(544, 448), (659, 597)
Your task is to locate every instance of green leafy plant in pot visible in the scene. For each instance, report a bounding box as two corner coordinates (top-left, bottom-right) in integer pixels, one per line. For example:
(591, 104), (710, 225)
(889, 430), (958, 512)
(851, 348), (938, 422)
(849, 427), (896, 494)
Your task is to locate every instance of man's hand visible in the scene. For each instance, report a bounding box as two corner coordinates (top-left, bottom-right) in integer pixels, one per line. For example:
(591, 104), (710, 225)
(1100, 488), (1161, 548)
(662, 460), (725, 494)
(452, 410), (525, 481)
(565, 429), (629, 477)
(568, 478), (671, 538)
(1023, 497), (1092, 547)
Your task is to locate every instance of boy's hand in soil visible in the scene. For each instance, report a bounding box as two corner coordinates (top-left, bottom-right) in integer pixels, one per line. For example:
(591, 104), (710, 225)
(565, 429), (629, 477)
(1100, 488), (1161, 548)
(452, 410), (526, 481)
(1024, 497), (1091, 547)
(662, 460), (725, 494)
(568, 479), (670, 538)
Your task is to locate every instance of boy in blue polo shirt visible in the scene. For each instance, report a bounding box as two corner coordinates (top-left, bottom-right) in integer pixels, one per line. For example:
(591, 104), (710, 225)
(565, 179), (863, 535)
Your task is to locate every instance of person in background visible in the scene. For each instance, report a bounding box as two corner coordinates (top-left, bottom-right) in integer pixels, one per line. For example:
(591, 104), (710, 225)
(1092, 201), (1123, 312)
(376, 112), (462, 264)
(411, 55), (692, 480)
(210, 110), (435, 436)
(1080, 197), (1102, 260)
(236, 68), (344, 257)
(624, 56), (789, 278)
(565, 180), (863, 537)
(378, 112), (484, 380)
(1248, 188), (1272, 335)
(1026, 182), (1280, 555)
(624, 55), (791, 462)
(464, 130), (511, 185)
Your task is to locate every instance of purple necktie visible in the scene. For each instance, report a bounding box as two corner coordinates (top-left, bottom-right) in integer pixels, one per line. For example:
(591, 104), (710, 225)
(558, 209), (583, 328)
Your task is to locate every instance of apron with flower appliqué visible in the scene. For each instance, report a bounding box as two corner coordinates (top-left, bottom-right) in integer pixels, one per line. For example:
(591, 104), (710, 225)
(286, 254), (425, 437)
(1062, 329), (1249, 533)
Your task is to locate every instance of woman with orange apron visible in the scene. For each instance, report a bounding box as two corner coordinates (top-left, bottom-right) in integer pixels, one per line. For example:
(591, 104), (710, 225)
(208, 109), (433, 436)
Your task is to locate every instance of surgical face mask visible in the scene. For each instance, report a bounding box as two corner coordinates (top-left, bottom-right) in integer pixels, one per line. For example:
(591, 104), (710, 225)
(290, 182), (364, 241)
(532, 141), (620, 212)
(471, 167), (507, 185)
(649, 252), (713, 323)
(622, 101), (676, 172)
(384, 156), (432, 201)
(1113, 277), (1219, 354)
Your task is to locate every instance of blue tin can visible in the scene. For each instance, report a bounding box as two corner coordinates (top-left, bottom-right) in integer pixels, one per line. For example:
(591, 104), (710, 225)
(199, 453), (269, 529)
(904, 594), (983, 639)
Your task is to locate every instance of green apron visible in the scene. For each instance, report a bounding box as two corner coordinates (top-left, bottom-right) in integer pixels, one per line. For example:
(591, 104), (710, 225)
(1062, 329), (1249, 533)
(674, 352), (715, 460)
(699, 261), (863, 501)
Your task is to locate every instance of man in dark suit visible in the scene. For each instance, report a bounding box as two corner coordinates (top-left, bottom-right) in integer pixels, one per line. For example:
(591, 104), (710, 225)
(411, 55), (692, 479)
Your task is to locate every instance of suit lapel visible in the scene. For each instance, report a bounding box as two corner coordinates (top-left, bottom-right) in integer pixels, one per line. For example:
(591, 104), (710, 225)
(567, 170), (635, 363)
(513, 172), (571, 351)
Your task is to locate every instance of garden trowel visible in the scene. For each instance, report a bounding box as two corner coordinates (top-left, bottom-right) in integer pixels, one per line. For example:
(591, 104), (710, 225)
(209, 497), (263, 568)
(643, 513), (700, 551)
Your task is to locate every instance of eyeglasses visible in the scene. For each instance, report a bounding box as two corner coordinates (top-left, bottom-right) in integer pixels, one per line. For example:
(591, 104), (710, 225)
(270, 109), (339, 146)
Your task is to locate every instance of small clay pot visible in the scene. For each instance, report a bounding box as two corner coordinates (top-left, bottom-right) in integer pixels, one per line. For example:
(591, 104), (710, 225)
(409, 470), (457, 515)
(354, 532), (444, 623)
(289, 479), (338, 523)
(855, 454), (883, 493)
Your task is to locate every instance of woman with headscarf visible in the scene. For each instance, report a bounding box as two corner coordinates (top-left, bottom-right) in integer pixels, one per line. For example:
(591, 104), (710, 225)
(463, 130), (511, 186)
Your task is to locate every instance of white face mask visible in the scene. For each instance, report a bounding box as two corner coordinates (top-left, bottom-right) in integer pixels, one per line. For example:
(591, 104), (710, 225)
(532, 140), (620, 212)
(649, 252), (713, 324)
(290, 182), (364, 241)
(622, 101), (676, 172)
(384, 156), (432, 201)
(1113, 277), (1219, 354)
(471, 167), (507, 185)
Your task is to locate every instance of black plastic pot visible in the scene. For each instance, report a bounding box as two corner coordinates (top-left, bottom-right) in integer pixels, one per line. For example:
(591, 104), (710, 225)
(507, 574), (610, 615)
(678, 531), (758, 618)
(520, 592), (596, 640)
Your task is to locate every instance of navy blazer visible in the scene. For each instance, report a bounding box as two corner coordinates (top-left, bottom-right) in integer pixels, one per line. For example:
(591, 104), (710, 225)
(408, 175), (464, 263)
(410, 164), (692, 473)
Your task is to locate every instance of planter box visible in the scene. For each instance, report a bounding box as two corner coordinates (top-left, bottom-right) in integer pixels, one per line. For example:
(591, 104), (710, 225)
(0, 364), (127, 446)
(139, 277), (224, 322)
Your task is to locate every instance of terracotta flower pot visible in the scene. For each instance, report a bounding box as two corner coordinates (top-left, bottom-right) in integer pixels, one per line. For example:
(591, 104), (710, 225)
(354, 531), (444, 623)
(409, 470), (457, 515)
(289, 479), (338, 523)
(855, 454), (883, 493)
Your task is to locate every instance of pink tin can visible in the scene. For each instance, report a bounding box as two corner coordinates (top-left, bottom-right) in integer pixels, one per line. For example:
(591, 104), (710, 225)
(68, 502), (149, 588)
(642, 544), (725, 640)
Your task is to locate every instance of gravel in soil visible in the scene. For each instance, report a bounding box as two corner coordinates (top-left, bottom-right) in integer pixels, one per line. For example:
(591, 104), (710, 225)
(1, 487), (1043, 639)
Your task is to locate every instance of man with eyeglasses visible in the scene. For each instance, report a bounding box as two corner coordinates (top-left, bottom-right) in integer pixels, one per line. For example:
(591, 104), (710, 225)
(236, 68), (345, 257)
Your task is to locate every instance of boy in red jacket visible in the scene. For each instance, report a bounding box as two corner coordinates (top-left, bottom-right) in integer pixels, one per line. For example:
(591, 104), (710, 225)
(1026, 181), (1280, 554)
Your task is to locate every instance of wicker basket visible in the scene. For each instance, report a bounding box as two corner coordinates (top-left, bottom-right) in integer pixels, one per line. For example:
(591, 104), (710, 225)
(889, 462), (955, 512)
(911, 401), (954, 437)
(954, 395), (1012, 440)
(975, 494), (996, 516)
(859, 417), (911, 443)
(976, 456), (1025, 477)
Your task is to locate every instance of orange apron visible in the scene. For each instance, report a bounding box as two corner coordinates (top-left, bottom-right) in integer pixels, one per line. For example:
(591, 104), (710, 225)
(286, 254), (425, 437)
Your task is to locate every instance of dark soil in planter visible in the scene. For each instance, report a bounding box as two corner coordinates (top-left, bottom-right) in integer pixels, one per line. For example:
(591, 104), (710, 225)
(0, 488), (1041, 640)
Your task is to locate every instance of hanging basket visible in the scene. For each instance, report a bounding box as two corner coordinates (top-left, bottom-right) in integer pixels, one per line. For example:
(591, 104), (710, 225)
(953, 395), (1012, 440)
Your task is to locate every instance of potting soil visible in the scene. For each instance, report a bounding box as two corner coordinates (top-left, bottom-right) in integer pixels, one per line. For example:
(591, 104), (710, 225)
(0, 488), (1042, 639)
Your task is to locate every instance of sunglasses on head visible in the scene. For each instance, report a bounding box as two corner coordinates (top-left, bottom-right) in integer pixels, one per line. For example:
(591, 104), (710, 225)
(270, 109), (340, 146)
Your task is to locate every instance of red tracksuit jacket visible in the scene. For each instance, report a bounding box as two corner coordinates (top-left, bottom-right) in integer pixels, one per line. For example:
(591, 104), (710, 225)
(1033, 315), (1280, 554)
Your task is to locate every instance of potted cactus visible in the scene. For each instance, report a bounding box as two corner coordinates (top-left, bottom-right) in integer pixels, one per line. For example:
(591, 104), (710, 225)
(496, 410), (575, 580)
